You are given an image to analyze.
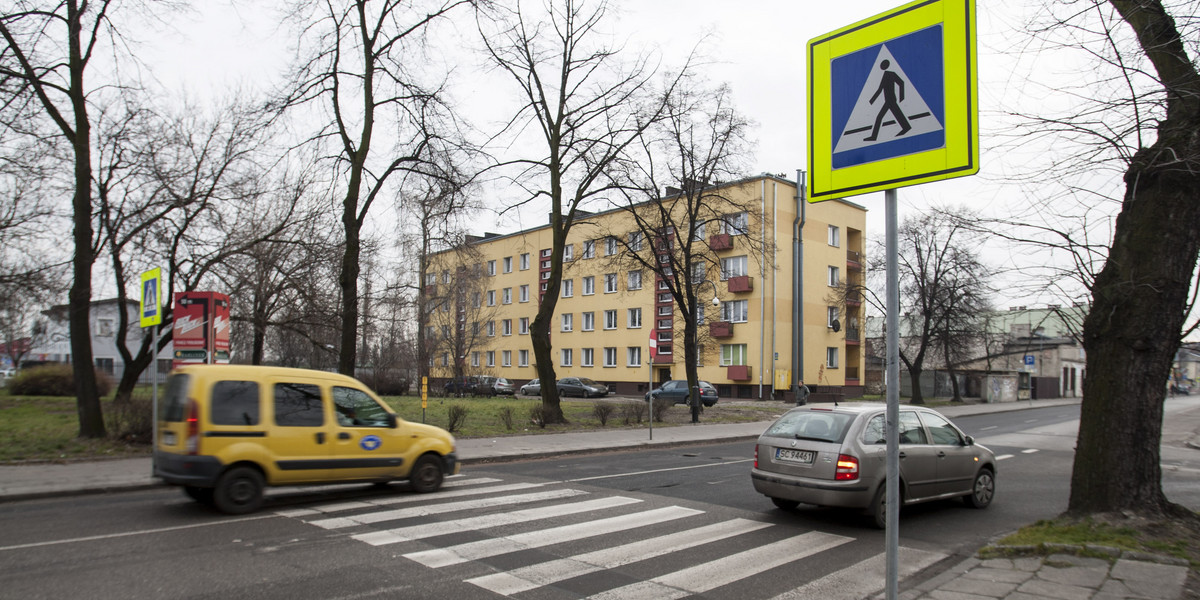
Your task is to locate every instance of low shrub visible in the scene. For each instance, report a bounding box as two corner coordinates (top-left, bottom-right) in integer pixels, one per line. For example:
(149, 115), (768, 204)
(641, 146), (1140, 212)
(447, 404), (469, 433)
(9, 364), (113, 397)
(592, 402), (616, 426)
(529, 405), (548, 429)
(651, 398), (673, 422)
(498, 406), (515, 430)
(108, 393), (153, 444)
(621, 402), (646, 425)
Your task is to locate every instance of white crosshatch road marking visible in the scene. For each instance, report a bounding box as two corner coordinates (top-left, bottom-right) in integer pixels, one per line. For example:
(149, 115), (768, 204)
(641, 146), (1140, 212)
(403, 505), (704, 568)
(465, 517), (773, 596)
(352, 495), (642, 546)
(306, 488), (588, 529)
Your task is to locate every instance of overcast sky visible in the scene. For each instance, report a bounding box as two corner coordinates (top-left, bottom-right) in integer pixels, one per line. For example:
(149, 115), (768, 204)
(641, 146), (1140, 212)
(138, 0), (1098, 309)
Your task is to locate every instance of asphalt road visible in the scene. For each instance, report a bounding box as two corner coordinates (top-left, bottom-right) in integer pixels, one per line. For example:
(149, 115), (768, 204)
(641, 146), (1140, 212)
(2, 402), (1199, 600)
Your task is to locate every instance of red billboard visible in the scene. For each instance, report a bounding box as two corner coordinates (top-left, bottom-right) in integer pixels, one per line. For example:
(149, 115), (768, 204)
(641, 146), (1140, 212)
(172, 292), (231, 368)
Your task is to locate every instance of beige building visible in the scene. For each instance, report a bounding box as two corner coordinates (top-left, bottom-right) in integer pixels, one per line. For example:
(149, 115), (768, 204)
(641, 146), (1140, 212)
(424, 174), (867, 401)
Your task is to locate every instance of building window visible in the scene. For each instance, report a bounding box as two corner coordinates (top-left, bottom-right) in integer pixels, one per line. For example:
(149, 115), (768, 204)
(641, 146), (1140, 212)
(693, 221), (706, 241)
(520, 285), (530, 303)
(425, 272), (436, 285)
(827, 347), (840, 369)
(503, 287), (512, 304)
(721, 299), (749, 323)
(95, 357), (114, 374)
(657, 305), (672, 317)
(827, 306), (839, 329)
(605, 236), (618, 256)
(690, 262), (705, 283)
(627, 270), (642, 290)
(562, 278), (574, 297)
(487, 290), (496, 306)
(502, 319), (512, 336)
(583, 240), (595, 259)
(658, 292), (672, 303)
(502, 350), (512, 367)
(95, 318), (114, 337)
(696, 304), (705, 325)
(720, 255), (748, 280)
(604, 347), (618, 367)
(503, 256), (513, 273)
(441, 353), (449, 366)
(541, 248), (552, 257)
(561, 348), (573, 367)
(604, 309), (618, 330)
(583, 276), (595, 295)
(442, 270), (450, 283)
(582, 311), (595, 331)
(828, 266), (840, 287)
(828, 225), (840, 247)
(628, 307), (642, 328)
(658, 280), (669, 290)
(471, 352), (480, 367)
(541, 259), (551, 269)
(487, 260), (496, 276)
(562, 313), (573, 332)
(472, 321), (480, 335)
(657, 318), (672, 329)
(582, 348), (594, 367)
(519, 349), (529, 367)
(721, 343), (748, 366)
(487, 351), (496, 367)
(520, 317), (529, 334)
(627, 346), (641, 367)
(604, 273), (618, 293)
(563, 244), (574, 262)
(520, 253), (530, 270)
(541, 271), (551, 280)
(721, 211), (749, 235)
(628, 231), (643, 251)
(472, 292), (481, 308)
(487, 321), (495, 337)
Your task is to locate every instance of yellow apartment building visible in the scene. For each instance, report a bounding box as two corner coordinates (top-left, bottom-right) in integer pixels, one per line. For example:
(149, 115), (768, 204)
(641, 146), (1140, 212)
(423, 174), (867, 401)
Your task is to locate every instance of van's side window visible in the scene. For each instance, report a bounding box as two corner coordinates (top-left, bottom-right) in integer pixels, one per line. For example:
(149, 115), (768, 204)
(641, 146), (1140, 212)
(212, 380), (260, 426)
(333, 387), (390, 427)
(274, 383), (325, 427)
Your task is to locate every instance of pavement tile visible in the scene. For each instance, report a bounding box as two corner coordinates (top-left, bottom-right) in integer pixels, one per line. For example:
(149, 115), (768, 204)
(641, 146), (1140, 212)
(940, 576), (1020, 597)
(1010, 557), (1045, 572)
(927, 591), (994, 600)
(1016, 578), (1097, 600)
(1110, 558), (1189, 596)
(962, 567), (1035, 585)
(1035, 562), (1111, 588)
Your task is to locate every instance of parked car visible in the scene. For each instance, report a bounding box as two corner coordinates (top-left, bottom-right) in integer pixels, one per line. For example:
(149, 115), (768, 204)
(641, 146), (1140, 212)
(444, 376), (481, 396)
(645, 380), (718, 407)
(155, 364), (458, 514)
(520, 379), (541, 396)
(483, 376), (516, 395)
(556, 377), (608, 398)
(751, 403), (996, 528)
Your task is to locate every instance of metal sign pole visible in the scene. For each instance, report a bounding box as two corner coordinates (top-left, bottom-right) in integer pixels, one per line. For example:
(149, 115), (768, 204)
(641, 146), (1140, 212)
(885, 188), (901, 600)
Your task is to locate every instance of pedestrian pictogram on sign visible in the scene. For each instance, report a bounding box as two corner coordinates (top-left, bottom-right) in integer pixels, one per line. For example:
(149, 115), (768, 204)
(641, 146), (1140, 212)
(831, 28), (945, 168)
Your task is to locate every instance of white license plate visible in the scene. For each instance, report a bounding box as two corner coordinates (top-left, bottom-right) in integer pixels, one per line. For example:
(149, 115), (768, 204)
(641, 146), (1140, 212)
(775, 448), (815, 464)
(163, 431), (176, 446)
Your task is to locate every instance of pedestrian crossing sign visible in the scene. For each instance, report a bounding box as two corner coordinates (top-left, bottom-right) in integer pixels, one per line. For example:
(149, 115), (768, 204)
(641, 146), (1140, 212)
(140, 268), (162, 328)
(807, 0), (978, 202)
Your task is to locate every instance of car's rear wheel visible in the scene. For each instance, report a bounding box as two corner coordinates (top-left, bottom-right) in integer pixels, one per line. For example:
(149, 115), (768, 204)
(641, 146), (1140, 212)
(868, 483), (898, 529)
(213, 466), (265, 515)
(409, 454), (444, 493)
(771, 497), (799, 511)
(965, 468), (995, 508)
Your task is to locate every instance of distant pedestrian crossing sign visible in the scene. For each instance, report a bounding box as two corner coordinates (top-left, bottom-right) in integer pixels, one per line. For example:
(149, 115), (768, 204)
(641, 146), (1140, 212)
(807, 0), (978, 202)
(140, 268), (162, 328)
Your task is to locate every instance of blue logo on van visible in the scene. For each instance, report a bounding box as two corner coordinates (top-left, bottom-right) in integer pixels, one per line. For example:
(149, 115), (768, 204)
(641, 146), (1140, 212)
(360, 435), (382, 451)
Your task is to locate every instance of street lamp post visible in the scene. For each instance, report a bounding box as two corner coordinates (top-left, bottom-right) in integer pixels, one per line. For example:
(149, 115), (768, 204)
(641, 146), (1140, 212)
(691, 279), (722, 423)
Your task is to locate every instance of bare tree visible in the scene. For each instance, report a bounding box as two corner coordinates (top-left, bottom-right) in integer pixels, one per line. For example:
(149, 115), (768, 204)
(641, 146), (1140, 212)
(0, 0), (127, 437)
(864, 209), (993, 404)
(479, 0), (685, 423)
(604, 79), (756, 421)
(279, 0), (472, 376)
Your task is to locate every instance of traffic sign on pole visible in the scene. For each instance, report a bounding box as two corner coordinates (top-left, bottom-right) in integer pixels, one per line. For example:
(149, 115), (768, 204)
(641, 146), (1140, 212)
(140, 268), (162, 328)
(807, 0), (978, 201)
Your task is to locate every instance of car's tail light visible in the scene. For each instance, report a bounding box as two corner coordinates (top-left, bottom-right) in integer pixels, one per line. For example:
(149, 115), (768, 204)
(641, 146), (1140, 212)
(185, 399), (200, 455)
(835, 454), (859, 481)
(754, 445), (759, 469)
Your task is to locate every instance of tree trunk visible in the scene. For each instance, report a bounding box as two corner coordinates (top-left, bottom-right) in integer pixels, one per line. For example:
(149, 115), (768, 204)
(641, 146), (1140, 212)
(338, 189), (361, 376)
(531, 217), (566, 424)
(1068, 0), (1200, 517)
(906, 364), (925, 405)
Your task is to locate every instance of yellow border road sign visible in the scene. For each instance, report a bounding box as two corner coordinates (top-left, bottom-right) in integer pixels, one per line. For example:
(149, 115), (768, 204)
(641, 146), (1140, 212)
(140, 268), (163, 328)
(807, 0), (978, 202)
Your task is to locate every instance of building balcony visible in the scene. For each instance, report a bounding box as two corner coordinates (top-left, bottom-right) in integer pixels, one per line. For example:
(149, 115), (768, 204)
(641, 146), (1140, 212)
(847, 250), (863, 270)
(709, 321), (733, 338)
(845, 327), (861, 344)
(708, 233), (733, 251)
(424, 284), (436, 296)
(727, 275), (753, 293)
(653, 353), (674, 364)
(727, 364), (751, 381)
(845, 366), (860, 380)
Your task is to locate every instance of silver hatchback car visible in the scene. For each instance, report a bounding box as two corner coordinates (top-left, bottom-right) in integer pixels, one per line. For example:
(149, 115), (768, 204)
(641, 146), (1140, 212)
(751, 403), (996, 528)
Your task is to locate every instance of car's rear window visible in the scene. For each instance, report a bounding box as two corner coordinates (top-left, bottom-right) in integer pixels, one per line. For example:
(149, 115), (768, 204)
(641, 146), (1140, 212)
(765, 411), (855, 442)
(211, 380), (260, 426)
(160, 374), (191, 422)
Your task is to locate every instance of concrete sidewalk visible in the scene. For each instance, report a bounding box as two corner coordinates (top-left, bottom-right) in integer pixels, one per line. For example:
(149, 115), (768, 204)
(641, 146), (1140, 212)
(1, 397), (1192, 600)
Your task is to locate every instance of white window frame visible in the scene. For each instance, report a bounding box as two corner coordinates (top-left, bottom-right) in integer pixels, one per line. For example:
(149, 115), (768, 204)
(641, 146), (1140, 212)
(827, 347), (840, 369)
(471, 351), (480, 367)
(520, 253), (530, 270)
(563, 244), (574, 262)
(604, 273), (618, 293)
(502, 350), (512, 367)
(627, 307), (642, 328)
(827, 306), (839, 329)
(582, 311), (595, 331)
(628, 231), (643, 251)
(583, 240), (595, 259)
(657, 305), (672, 317)
(627, 270), (642, 290)
(562, 278), (574, 298)
(603, 347), (618, 367)
(720, 343), (748, 366)
(582, 276), (595, 295)
(561, 348), (573, 367)
(503, 256), (513, 273)
(582, 347), (594, 367)
(425, 273), (436, 285)
(519, 349), (529, 367)
(520, 285), (530, 303)
(720, 255), (748, 280)
(627, 346), (641, 367)
(487, 351), (496, 367)
(721, 211), (749, 235)
(503, 287), (512, 304)
(562, 313), (574, 332)
(472, 292), (481, 308)
(721, 299), (749, 323)
(502, 319), (512, 336)
(487, 290), (496, 306)
(604, 309), (618, 330)
(828, 225), (840, 247)
(520, 317), (529, 334)
(692, 221), (706, 241)
(605, 236), (618, 256)
(487, 260), (496, 276)
(828, 266), (840, 287)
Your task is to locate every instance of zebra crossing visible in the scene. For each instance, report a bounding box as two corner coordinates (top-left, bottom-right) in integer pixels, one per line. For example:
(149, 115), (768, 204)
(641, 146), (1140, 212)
(276, 475), (947, 599)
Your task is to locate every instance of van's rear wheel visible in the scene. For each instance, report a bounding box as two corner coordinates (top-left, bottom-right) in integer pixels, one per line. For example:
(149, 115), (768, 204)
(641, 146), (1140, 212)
(213, 466), (265, 514)
(409, 454), (444, 493)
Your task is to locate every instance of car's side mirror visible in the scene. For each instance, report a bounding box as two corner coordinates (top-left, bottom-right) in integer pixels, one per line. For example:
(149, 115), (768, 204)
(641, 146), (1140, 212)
(386, 413), (397, 428)
(964, 435), (975, 446)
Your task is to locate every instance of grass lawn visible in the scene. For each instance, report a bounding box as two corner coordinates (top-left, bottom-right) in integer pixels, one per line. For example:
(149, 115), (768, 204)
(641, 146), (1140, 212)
(0, 389), (787, 463)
